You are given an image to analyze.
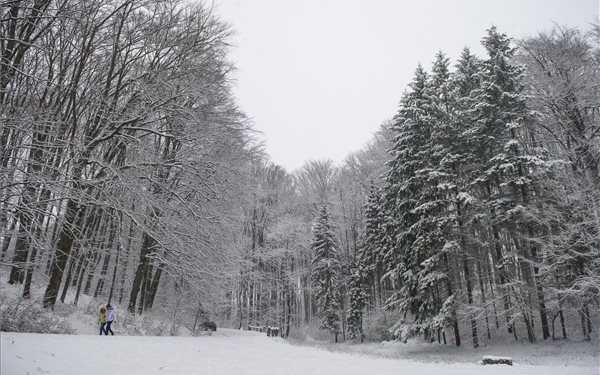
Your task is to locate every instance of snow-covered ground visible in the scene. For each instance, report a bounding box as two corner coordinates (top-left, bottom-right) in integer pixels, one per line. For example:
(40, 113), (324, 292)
(2, 328), (598, 375)
(290, 333), (600, 368)
(1, 281), (598, 374)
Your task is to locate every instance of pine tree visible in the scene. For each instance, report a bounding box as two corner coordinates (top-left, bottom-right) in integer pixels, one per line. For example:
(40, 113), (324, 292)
(347, 260), (368, 341)
(382, 64), (454, 342)
(444, 47), (486, 348)
(470, 26), (553, 342)
(424, 51), (463, 346)
(310, 205), (341, 342)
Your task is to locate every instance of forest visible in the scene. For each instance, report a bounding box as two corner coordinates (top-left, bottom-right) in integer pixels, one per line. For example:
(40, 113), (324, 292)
(1, 0), (599, 348)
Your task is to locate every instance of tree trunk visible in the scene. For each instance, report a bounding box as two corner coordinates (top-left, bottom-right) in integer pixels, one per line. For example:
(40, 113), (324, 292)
(463, 257), (478, 348)
(8, 220), (31, 285)
(557, 297), (567, 339)
(107, 243), (120, 305)
(128, 230), (156, 314)
(73, 255), (89, 306)
(118, 209), (135, 304)
(285, 291), (292, 338)
(83, 251), (101, 295)
(530, 243), (550, 340)
(138, 261), (153, 315)
(93, 252), (111, 298)
(61, 207), (102, 302)
(71, 253), (86, 288)
(457, 200), (478, 347)
(476, 259), (492, 339)
(144, 262), (164, 311)
(43, 197), (81, 308)
(60, 251), (82, 303)
(0, 220), (16, 262)
(22, 242), (39, 299)
(443, 253), (461, 346)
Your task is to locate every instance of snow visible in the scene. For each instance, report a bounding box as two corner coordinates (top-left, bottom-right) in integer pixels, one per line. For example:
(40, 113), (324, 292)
(1, 280), (598, 374)
(2, 329), (598, 375)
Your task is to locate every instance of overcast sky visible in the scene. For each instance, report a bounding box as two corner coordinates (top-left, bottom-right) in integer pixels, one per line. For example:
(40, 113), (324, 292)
(215, 0), (599, 172)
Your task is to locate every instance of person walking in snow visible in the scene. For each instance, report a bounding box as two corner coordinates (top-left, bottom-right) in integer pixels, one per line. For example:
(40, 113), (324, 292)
(98, 306), (107, 335)
(105, 304), (116, 335)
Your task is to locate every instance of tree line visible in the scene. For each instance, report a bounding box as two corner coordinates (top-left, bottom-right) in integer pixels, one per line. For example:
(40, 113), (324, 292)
(1, 0), (257, 324)
(228, 25), (599, 346)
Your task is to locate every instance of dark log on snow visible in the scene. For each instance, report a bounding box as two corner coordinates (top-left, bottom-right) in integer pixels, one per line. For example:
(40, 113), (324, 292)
(482, 356), (513, 366)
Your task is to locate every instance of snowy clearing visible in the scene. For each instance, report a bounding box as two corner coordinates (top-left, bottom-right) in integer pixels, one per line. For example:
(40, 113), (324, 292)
(2, 329), (597, 375)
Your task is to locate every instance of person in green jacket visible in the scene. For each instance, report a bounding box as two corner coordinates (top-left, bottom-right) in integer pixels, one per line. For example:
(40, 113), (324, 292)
(98, 307), (107, 335)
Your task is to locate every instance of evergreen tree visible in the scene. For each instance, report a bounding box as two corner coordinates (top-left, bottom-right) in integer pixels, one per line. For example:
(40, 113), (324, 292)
(381, 64), (451, 342)
(470, 26), (552, 342)
(310, 205), (341, 342)
(445, 47), (486, 347)
(347, 260), (368, 341)
(424, 51), (463, 346)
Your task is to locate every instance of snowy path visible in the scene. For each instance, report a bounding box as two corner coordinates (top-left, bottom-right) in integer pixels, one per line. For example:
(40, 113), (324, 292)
(1, 329), (596, 375)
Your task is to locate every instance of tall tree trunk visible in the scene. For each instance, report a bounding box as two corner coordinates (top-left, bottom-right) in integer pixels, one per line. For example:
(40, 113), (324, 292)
(491, 224), (513, 333)
(463, 257), (478, 348)
(61, 251), (83, 303)
(138, 260), (153, 315)
(73, 254), (90, 306)
(144, 262), (164, 311)
(93, 253), (111, 299)
(107, 239), (120, 305)
(476, 260), (492, 339)
(60, 208), (102, 302)
(43, 195), (81, 308)
(128, 230), (156, 314)
(285, 290), (292, 338)
(22, 242), (39, 299)
(93, 215), (116, 299)
(8, 210), (33, 284)
(529, 244), (550, 340)
(0, 220), (16, 262)
(457, 199), (478, 347)
(83, 251), (101, 295)
(443, 253), (461, 346)
(118, 208), (136, 304)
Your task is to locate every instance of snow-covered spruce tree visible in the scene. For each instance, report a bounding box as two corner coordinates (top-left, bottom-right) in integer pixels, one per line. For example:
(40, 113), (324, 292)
(347, 260), (368, 341)
(381, 63), (460, 344)
(380, 65), (428, 341)
(419, 51), (465, 347)
(442, 47), (487, 347)
(310, 205), (342, 342)
(468, 26), (553, 342)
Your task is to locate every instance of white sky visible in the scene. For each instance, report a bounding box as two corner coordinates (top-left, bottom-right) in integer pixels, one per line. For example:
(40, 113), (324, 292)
(214, 0), (599, 172)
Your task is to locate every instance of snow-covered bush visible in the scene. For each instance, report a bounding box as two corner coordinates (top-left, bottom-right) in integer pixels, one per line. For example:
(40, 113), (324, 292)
(0, 298), (74, 334)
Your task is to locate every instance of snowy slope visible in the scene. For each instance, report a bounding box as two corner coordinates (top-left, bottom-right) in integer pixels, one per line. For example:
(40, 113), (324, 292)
(1, 329), (597, 375)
